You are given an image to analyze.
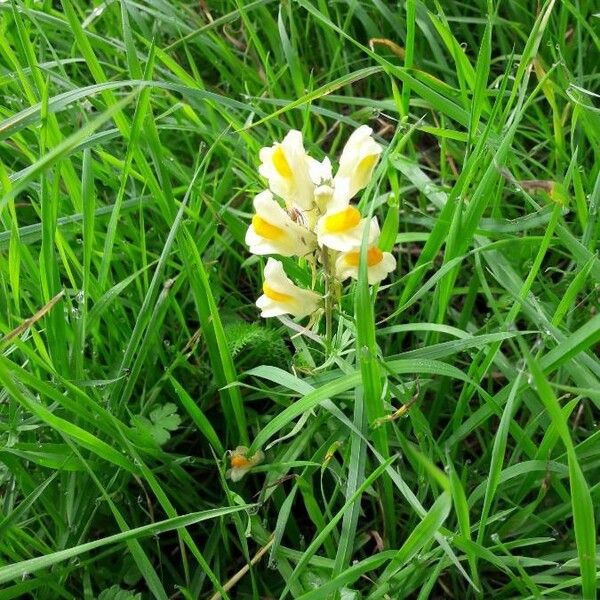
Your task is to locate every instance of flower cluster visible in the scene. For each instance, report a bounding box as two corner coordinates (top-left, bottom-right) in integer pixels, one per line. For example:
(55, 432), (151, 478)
(245, 125), (396, 319)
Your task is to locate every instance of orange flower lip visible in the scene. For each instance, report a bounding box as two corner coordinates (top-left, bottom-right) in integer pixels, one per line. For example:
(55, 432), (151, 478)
(252, 215), (284, 240)
(231, 455), (252, 468)
(323, 206), (361, 233)
(262, 282), (293, 302)
(345, 247), (384, 267)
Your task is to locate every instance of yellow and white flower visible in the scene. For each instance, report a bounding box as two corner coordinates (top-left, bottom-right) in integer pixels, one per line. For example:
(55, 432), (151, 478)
(307, 156), (334, 212)
(249, 124), (393, 322)
(245, 190), (316, 257)
(336, 246), (396, 284)
(307, 155), (333, 186)
(256, 258), (321, 318)
(332, 125), (382, 205)
(226, 446), (264, 482)
(316, 205), (380, 252)
(258, 130), (315, 211)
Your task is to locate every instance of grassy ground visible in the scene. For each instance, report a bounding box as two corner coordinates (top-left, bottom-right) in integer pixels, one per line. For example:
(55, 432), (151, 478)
(1, 0), (599, 598)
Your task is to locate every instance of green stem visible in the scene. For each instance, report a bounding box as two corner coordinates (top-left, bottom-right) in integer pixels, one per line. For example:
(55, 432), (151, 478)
(321, 247), (335, 346)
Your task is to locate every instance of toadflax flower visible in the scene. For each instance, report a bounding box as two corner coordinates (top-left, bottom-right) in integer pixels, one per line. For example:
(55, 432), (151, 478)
(248, 123), (393, 322)
(226, 446), (265, 482)
(332, 125), (383, 205)
(336, 246), (397, 285)
(259, 130), (315, 211)
(245, 190), (316, 257)
(307, 156), (334, 212)
(256, 258), (321, 318)
(316, 205), (380, 252)
(307, 156), (333, 188)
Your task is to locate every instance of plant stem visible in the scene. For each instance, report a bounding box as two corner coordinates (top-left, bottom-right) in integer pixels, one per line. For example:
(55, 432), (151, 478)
(321, 246), (334, 345)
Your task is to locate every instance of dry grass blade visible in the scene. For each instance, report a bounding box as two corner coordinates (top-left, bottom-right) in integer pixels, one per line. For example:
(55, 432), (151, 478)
(1, 290), (65, 346)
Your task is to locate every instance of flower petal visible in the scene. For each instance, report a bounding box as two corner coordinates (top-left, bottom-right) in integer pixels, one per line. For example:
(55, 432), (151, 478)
(256, 258), (321, 318)
(258, 131), (315, 210)
(332, 126), (382, 204)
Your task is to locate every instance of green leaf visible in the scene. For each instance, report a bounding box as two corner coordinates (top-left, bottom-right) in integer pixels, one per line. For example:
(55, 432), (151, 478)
(527, 352), (596, 599)
(98, 586), (142, 600)
(132, 403), (181, 446)
(0, 505), (253, 586)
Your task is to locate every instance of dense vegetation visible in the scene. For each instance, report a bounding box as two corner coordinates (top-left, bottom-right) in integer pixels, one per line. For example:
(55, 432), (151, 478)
(1, 0), (599, 598)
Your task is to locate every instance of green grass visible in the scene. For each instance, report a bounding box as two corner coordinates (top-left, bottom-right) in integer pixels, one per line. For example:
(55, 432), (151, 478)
(1, 0), (599, 598)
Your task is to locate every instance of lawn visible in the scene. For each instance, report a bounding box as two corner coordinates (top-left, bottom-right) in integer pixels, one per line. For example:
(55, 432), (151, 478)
(0, 0), (599, 598)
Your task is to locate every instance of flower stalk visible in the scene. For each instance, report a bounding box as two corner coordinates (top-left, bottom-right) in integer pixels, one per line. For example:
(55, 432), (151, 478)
(321, 245), (335, 345)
